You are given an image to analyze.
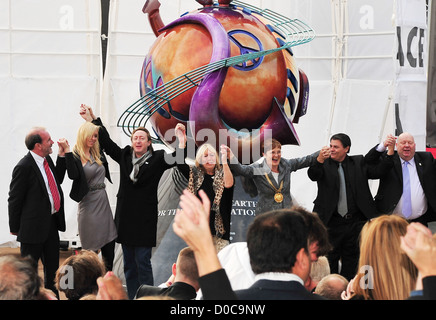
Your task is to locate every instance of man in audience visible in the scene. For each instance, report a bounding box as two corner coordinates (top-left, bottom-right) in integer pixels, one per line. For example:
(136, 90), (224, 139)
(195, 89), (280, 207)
(0, 255), (42, 300)
(173, 189), (326, 300)
(314, 273), (349, 300)
(135, 247), (199, 300)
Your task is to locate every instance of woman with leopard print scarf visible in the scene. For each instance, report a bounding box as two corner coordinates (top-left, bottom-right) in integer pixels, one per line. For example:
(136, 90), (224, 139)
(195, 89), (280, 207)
(177, 143), (234, 251)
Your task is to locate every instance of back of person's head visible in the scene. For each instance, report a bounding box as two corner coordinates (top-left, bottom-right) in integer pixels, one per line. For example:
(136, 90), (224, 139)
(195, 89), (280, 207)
(55, 250), (106, 300)
(176, 247), (199, 284)
(310, 256), (330, 283)
(353, 215), (418, 300)
(0, 255), (41, 300)
(314, 274), (349, 300)
(247, 209), (309, 274)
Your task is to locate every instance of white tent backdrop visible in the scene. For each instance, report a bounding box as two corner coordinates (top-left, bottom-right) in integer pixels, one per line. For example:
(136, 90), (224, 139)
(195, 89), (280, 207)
(0, 0), (430, 246)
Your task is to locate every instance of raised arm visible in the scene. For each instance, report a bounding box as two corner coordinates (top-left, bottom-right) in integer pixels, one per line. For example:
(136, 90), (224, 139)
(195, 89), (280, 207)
(173, 189), (237, 300)
(226, 146), (255, 178)
(80, 104), (123, 163)
(307, 146), (330, 181)
(366, 135), (395, 179)
(282, 149), (322, 172)
(220, 145), (234, 188)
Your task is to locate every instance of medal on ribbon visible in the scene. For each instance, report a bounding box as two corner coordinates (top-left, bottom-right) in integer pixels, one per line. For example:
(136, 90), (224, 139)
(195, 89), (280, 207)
(264, 173), (284, 203)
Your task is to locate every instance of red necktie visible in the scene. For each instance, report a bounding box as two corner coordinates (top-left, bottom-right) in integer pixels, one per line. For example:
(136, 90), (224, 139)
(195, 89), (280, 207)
(43, 158), (61, 212)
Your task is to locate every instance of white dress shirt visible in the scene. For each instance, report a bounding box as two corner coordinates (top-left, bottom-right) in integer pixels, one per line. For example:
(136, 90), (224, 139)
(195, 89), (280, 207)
(393, 157), (427, 220)
(375, 143), (427, 219)
(30, 151), (58, 214)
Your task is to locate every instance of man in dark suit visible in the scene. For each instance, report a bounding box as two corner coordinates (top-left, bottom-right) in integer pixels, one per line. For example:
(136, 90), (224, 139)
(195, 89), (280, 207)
(366, 132), (436, 226)
(234, 209), (325, 300)
(135, 247), (199, 300)
(307, 133), (394, 280)
(8, 127), (66, 297)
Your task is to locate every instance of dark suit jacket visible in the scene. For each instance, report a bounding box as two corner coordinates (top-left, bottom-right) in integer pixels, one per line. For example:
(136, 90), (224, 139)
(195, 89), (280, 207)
(198, 269), (324, 300)
(135, 282), (197, 300)
(235, 279), (325, 300)
(308, 154), (393, 225)
(92, 118), (185, 247)
(8, 152), (66, 244)
(365, 147), (436, 223)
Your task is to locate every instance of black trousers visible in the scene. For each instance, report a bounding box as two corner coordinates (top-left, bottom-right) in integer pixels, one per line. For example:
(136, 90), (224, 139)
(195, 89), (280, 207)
(326, 211), (366, 281)
(20, 215), (60, 297)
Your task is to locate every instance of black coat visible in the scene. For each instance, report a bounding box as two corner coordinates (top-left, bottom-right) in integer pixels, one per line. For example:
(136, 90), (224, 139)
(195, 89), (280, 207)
(93, 118), (184, 247)
(307, 154), (393, 225)
(8, 153), (66, 243)
(365, 146), (436, 223)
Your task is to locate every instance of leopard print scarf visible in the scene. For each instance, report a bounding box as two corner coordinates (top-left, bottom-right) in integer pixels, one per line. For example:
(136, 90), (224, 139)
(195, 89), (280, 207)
(187, 166), (226, 238)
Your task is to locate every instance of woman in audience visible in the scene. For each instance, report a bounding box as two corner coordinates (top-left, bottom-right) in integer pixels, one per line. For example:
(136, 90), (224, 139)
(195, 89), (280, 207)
(342, 215), (418, 300)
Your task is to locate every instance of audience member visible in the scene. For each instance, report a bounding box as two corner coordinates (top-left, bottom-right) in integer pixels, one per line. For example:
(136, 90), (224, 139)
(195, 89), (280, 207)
(365, 132), (436, 226)
(400, 222), (436, 300)
(314, 273), (348, 300)
(173, 189), (326, 300)
(342, 215), (418, 300)
(96, 271), (129, 300)
(306, 256), (330, 292)
(227, 140), (324, 215)
(135, 247), (199, 300)
(308, 133), (394, 280)
(0, 255), (42, 300)
(55, 250), (106, 300)
(215, 208), (332, 294)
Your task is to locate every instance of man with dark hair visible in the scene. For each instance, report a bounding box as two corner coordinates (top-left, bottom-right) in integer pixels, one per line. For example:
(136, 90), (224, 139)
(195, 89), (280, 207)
(308, 133), (394, 280)
(8, 127), (67, 297)
(234, 209), (325, 300)
(173, 190), (328, 300)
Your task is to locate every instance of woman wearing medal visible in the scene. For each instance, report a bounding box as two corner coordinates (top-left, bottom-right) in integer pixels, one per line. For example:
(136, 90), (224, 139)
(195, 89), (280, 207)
(226, 139), (329, 215)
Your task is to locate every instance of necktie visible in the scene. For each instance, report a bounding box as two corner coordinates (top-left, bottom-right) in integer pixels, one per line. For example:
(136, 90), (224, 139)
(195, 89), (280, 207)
(337, 162), (348, 216)
(43, 158), (61, 212)
(402, 161), (412, 218)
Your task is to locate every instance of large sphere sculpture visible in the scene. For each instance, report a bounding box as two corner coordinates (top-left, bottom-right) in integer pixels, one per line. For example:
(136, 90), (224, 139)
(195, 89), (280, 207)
(129, 0), (312, 162)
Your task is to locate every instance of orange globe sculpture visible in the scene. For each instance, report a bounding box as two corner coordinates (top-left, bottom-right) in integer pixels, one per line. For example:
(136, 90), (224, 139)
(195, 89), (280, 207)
(131, 0), (312, 162)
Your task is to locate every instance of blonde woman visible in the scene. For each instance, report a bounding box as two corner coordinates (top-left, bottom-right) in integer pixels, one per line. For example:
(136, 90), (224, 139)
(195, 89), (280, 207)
(343, 215), (418, 300)
(177, 143), (234, 250)
(59, 121), (117, 271)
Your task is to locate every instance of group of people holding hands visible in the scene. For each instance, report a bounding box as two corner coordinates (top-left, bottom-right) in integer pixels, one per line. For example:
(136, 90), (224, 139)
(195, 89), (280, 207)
(8, 103), (436, 300)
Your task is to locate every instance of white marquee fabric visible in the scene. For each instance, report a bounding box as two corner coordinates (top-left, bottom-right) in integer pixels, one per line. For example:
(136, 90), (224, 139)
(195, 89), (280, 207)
(0, 0), (430, 246)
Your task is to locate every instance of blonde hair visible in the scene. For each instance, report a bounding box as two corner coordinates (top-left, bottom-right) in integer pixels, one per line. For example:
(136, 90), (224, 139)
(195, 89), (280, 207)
(353, 215), (418, 300)
(195, 143), (221, 172)
(73, 122), (103, 166)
